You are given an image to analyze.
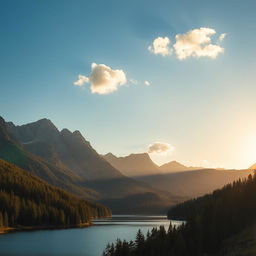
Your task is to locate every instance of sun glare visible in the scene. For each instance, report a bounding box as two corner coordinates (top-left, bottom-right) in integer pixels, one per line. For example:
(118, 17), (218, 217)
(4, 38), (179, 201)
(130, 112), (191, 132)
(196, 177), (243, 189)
(242, 133), (256, 168)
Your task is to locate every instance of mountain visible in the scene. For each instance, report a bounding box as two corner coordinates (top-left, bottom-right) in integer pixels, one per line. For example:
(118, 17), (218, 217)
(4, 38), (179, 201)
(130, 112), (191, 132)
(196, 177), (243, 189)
(6, 119), (159, 198)
(0, 117), (97, 199)
(7, 119), (122, 180)
(103, 152), (201, 177)
(136, 168), (253, 198)
(0, 159), (110, 229)
(2, 116), (181, 213)
(159, 160), (193, 172)
(103, 151), (251, 199)
(103, 152), (160, 177)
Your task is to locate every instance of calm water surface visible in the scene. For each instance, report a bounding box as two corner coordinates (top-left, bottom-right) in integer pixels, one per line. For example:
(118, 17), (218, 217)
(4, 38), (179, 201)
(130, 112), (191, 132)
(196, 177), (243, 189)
(0, 215), (183, 256)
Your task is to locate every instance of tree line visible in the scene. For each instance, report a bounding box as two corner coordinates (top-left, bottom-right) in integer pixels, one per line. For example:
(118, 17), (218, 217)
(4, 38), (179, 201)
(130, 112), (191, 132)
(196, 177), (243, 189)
(0, 159), (111, 228)
(103, 172), (256, 255)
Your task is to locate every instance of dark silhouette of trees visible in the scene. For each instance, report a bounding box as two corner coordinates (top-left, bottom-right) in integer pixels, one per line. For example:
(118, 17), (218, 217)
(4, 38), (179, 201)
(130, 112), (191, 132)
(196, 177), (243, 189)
(103, 173), (256, 256)
(0, 159), (111, 228)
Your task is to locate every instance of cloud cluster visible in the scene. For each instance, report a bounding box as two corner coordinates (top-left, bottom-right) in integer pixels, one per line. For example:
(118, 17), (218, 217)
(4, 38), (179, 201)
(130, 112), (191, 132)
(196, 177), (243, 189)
(148, 36), (172, 56)
(148, 27), (225, 60)
(73, 63), (127, 94)
(148, 142), (174, 154)
(174, 28), (224, 59)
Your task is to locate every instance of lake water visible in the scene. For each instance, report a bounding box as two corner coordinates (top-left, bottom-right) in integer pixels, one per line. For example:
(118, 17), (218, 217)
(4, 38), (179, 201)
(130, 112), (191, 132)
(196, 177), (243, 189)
(0, 215), (183, 256)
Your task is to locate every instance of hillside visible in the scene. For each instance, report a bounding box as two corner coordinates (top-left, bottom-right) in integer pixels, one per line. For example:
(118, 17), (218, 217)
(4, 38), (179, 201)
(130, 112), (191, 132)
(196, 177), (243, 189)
(7, 119), (123, 180)
(0, 159), (111, 230)
(0, 117), (98, 199)
(136, 168), (253, 198)
(167, 173), (256, 254)
(1, 116), (181, 214)
(105, 173), (256, 256)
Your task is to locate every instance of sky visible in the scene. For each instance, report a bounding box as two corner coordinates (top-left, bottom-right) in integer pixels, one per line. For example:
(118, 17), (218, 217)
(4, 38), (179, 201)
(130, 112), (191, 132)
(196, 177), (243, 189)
(1, 0), (256, 169)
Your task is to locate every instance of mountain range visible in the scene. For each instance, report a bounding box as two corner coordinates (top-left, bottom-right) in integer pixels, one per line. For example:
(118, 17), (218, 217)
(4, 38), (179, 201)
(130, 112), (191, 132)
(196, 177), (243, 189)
(103, 152), (253, 198)
(103, 152), (199, 177)
(0, 116), (181, 214)
(0, 115), (253, 213)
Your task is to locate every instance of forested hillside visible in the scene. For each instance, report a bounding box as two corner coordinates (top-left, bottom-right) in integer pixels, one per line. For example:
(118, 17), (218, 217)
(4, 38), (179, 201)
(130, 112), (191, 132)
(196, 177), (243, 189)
(0, 159), (111, 228)
(1, 116), (181, 214)
(104, 173), (256, 256)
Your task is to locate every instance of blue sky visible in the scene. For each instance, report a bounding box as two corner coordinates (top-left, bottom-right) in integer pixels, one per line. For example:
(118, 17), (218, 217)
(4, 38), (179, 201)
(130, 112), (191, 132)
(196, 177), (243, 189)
(1, 0), (256, 168)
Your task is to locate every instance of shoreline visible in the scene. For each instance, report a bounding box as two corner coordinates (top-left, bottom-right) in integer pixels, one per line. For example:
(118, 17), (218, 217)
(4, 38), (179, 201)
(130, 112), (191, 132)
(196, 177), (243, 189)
(0, 222), (92, 235)
(0, 214), (112, 235)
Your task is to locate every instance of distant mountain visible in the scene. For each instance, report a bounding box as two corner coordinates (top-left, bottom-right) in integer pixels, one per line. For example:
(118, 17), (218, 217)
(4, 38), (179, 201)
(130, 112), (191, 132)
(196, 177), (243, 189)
(103, 151), (252, 199)
(1, 116), (181, 213)
(0, 159), (110, 229)
(103, 152), (160, 177)
(136, 168), (253, 198)
(159, 160), (199, 173)
(103, 152), (201, 177)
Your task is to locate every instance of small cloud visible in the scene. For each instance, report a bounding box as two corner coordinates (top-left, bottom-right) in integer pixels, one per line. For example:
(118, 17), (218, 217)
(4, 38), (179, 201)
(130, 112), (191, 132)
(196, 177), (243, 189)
(148, 142), (174, 154)
(73, 75), (89, 86)
(73, 63), (127, 94)
(148, 36), (172, 56)
(130, 79), (139, 85)
(218, 33), (226, 42)
(144, 80), (150, 86)
(174, 27), (224, 60)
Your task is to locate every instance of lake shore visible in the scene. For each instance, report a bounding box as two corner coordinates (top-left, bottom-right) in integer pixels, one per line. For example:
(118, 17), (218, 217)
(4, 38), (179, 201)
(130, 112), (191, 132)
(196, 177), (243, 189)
(0, 222), (92, 235)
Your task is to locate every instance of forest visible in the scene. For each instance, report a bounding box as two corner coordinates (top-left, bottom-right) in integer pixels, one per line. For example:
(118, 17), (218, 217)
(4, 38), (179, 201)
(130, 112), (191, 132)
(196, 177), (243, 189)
(103, 172), (256, 256)
(0, 159), (111, 228)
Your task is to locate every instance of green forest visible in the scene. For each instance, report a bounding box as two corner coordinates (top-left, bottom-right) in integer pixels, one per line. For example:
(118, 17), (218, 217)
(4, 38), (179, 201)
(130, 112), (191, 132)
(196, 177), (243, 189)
(103, 173), (256, 256)
(0, 159), (111, 228)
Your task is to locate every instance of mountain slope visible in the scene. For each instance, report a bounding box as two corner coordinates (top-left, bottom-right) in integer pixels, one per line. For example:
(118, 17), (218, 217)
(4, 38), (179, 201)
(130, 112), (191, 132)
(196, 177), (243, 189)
(7, 119), (122, 180)
(0, 159), (110, 229)
(167, 173), (256, 254)
(107, 173), (256, 256)
(3, 116), (182, 213)
(103, 152), (160, 177)
(0, 117), (97, 199)
(6, 119), (163, 199)
(136, 168), (253, 198)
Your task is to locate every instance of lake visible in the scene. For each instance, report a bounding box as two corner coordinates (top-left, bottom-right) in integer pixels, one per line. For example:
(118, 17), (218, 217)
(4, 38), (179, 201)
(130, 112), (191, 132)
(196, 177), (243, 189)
(0, 215), (183, 256)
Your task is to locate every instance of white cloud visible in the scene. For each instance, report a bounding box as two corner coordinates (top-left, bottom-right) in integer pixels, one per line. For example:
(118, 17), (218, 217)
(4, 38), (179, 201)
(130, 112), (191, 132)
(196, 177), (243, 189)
(144, 80), (150, 86)
(74, 63), (127, 94)
(73, 75), (89, 86)
(218, 33), (226, 42)
(148, 36), (172, 56)
(130, 79), (139, 85)
(148, 142), (174, 154)
(173, 27), (224, 60)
